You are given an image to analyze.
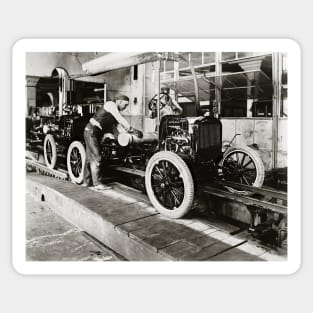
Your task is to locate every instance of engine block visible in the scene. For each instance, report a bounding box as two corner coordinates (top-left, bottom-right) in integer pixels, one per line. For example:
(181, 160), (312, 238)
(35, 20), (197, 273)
(159, 115), (222, 161)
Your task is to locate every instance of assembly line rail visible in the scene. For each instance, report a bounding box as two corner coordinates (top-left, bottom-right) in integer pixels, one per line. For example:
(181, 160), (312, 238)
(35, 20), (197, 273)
(26, 158), (287, 217)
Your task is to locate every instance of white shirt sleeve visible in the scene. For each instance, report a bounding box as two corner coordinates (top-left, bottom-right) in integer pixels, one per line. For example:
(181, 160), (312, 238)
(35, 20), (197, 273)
(103, 101), (131, 130)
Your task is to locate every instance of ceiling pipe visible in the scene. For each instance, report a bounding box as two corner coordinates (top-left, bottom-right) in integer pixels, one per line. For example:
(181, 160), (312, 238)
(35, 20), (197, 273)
(82, 52), (162, 75)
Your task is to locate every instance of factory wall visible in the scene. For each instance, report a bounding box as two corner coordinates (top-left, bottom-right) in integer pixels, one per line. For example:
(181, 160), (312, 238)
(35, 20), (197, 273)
(221, 118), (287, 170)
(26, 53), (83, 77)
(25, 53), (147, 131)
(101, 65), (145, 131)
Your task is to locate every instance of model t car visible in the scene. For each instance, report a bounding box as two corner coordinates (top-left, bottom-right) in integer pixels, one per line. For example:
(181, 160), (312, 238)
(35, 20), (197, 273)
(28, 52), (265, 219)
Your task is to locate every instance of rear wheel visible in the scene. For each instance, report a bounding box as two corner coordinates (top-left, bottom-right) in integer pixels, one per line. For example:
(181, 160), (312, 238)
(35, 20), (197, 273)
(43, 134), (57, 169)
(145, 151), (194, 219)
(67, 141), (86, 184)
(220, 145), (264, 188)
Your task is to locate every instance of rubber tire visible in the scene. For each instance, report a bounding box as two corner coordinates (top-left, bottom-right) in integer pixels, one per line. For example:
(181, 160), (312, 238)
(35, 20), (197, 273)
(220, 145), (265, 187)
(43, 134), (57, 169)
(145, 151), (194, 219)
(67, 141), (86, 184)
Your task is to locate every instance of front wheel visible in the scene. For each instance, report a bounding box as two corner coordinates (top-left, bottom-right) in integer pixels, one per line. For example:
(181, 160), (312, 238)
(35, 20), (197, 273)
(145, 151), (194, 219)
(43, 134), (57, 169)
(220, 145), (265, 188)
(67, 141), (86, 184)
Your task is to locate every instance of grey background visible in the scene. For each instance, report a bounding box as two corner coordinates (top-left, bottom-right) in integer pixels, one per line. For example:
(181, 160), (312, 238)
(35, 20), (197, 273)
(1, 0), (310, 312)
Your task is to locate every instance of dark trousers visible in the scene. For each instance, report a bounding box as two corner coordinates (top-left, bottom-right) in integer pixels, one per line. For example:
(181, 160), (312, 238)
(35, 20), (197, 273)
(83, 123), (102, 186)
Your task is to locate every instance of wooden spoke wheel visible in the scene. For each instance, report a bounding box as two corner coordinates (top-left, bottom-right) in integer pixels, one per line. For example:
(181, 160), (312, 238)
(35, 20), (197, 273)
(67, 141), (86, 184)
(220, 145), (264, 188)
(43, 134), (57, 169)
(145, 151), (194, 219)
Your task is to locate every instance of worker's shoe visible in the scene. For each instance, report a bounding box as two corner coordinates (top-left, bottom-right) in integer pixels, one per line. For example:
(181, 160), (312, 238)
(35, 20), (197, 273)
(94, 184), (112, 191)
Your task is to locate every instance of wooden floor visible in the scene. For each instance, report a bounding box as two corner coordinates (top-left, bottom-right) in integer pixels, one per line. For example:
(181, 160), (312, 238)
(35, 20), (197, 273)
(26, 173), (286, 261)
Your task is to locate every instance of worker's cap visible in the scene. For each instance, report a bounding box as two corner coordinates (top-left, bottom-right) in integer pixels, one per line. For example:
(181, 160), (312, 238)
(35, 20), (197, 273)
(161, 87), (170, 93)
(116, 94), (129, 102)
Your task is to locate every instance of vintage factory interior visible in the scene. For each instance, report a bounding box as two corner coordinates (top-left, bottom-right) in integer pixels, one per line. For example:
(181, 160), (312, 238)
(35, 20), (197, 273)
(26, 52), (287, 261)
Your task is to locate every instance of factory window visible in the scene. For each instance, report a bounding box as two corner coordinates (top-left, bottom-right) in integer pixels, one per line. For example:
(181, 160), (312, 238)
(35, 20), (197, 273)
(190, 52), (202, 66)
(176, 52), (216, 81)
(221, 100), (273, 118)
(156, 52), (276, 119)
(178, 52), (215, 69)
(222, 52), (266, 62)
(251, 100), (273, 117)
(178, 52), (190, 69)
(220, 54), (273, 118)
(221, 100), (247, 117)
(160, 60), (175, 81)
(222, 52), (236, 61)
(203, 52), (215, 64)
(237, 52), (262, 58)
(165, 60), (174, 71)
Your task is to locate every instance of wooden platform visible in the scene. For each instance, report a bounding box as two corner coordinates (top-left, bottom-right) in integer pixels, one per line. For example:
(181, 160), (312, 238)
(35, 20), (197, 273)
(26, 173), (285, 261)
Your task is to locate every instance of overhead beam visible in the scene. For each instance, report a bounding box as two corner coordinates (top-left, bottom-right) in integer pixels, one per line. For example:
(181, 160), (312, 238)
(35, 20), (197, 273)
(82, 52), (163, 75)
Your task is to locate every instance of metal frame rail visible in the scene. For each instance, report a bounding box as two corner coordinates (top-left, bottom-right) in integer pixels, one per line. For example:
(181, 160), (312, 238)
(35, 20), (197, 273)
(26, 160), (288, 246)
(209, 180), (287, 214)
(25, 160), (287, 216)
(26, 158), (68, 180)
(204, 180), (287, 247)
(110, 165), (287, 215)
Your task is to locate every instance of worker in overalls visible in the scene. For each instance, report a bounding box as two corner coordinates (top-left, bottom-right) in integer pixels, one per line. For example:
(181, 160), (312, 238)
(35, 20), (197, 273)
(150, 87), (183, 120)
(83, 95), (143, 190)
(159, 87), (183, 118)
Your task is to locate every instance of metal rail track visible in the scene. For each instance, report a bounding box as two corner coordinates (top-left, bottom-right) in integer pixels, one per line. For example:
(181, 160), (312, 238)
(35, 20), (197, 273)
(26, 158), (68, 180)
(26, 160), (287, 216)
(110, 165), (287, 216)
(202, 185), (286, 215)
(26, 159), (288, 247)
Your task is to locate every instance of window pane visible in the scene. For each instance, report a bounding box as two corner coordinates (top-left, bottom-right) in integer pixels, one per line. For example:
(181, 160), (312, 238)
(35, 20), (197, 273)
(281, 87), (288, 117)
(179, 69), (192, 77)
(165, 60), (174, 72)
(179, 52), (189, 68)
(190, 52), (202, 66)
(251, 101), (273, 117)
(222, 52), (236, 61)
(161, 72), (174, 81)
(237, 52), (263, 58)
(221, 101), (247, 117)
(203, 52), (215, 64)
(160, 60), (165, 72)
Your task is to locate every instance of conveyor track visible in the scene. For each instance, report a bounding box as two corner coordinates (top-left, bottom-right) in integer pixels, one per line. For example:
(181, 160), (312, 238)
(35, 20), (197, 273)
(26, 158), (288, 247)
(26, 160), (287, 217)
(26, 158), (68, 180)
(110, 165), (287, 216)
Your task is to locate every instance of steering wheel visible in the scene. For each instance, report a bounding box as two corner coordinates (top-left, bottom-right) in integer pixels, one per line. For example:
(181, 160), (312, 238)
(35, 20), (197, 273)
(148, 93), (168, 111)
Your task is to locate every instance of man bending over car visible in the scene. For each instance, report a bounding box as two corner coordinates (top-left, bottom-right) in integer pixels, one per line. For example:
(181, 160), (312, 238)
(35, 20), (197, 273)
(83, 95), (143, 190)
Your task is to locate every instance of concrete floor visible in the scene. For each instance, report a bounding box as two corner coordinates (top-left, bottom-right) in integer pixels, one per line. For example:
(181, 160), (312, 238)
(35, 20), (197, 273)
(26, 192), (123, 261)
(27, 173), (287, 261)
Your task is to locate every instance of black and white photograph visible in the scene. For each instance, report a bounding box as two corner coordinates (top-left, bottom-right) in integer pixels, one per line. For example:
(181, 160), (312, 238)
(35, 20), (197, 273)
(3, 0), (311, 310)
(12, 39), (300, 274)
